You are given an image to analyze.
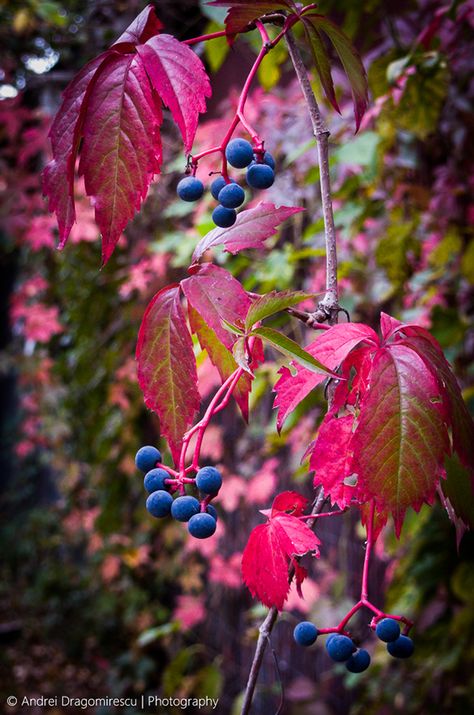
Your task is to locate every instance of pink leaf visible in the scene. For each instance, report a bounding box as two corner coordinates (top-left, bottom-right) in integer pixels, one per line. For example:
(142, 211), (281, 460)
(113, 4), (163, 46)
(78, 51), (163, 265)
(138, 34), (211, 152)
(192, 203), (304, 263)
(181, 263), (251, 349)
(310, 412), (358, 508)
(271, 491), (308, 517)
(353, 344), (450, 535)
(42, 53), (107, 247)
(242, 495), (320, 610)
(273, 323), (378, 430)
(136, 285), (200, 464)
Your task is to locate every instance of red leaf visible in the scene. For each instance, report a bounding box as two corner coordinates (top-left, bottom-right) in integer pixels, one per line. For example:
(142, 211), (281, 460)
(136, 285), (200, 464)
(192, 203), (304, 263)
(310, 411), (358, 508)
(78, 51), (163, 264)
(242, 496), (320, 610)
(181, 263), (251, 349)
(42, 53), (107, 248)
(138, 34), (211, 152)
(353, 344), (450, 535)
(271, 491), (308, 517)
(273, 323), (378, 430)
(188, 303), (253, 420)
(208, 1), (295, 37)
(113, 4), (163, 46)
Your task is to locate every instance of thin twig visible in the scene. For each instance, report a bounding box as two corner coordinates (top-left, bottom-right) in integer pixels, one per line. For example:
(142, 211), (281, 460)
(285, 29), (339, 326)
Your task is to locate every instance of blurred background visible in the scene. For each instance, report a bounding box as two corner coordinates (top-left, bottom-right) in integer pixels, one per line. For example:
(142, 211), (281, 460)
(0, 1), (473, 713)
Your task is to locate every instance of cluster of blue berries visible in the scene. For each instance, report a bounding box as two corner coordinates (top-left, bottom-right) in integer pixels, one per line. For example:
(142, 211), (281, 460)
(135, 446), (221, 539)
(176, 138), (275, 229)
(293, 617), (414, 673)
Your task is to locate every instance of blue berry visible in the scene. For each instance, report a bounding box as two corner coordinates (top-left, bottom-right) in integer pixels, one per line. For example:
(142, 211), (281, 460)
(210, 176), (235, 200)
(188, 512), (217, 539)
(293, 621), (318, 647)
(326, 634), (355, 662)
(387, 635), (414, 659)
(146, 490), (173, 518)
(177, 176), (204, 202)
(345, 649), (371, 673)
(171, 496), (200, 522)
(135, 446), (161, 473)
(246, 163), (275, 189)
(144, 468), (169, 493)
(206, 504), (218, 520)
(375, 618), (401, 643)
(218, 183), (245, 209)
(262, 151), (275, 170)
(212, 205), (236, 228)
(225, 138), (254, 168)
(195, 466), (222, 495)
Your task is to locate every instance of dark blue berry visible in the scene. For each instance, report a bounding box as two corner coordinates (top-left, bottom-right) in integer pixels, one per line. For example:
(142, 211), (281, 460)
(225, 138), (254, 168)
(387, 635), (414, 659)
(218, 183), (245, 209)
(212, 205), (236, 228)
(135, 446), (161, 473)
(195, 466), (222, 495)
(171, 496), (200, 522)
(177, 176), (204, 202)
(206, 504), (218, 520)
(262, 151), (275, 170)
(188, 512), (217, 539)
(210, 176), (235, 200)
(293, 621), (318, 647)
(326, 635), (355, 662)
(146, 490), (173, 518)
(246, 163), (275, 189)
(375, 618), (401, 643)
(144, 468), (169, 493)
(345, 649), (371, 673)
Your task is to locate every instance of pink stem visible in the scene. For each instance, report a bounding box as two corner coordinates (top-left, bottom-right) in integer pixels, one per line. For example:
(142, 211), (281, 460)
(297, 509), (347, 520)
(361, 500), (375, 601)
(157, 463), (179, 477)
(183, 30), (228, 45)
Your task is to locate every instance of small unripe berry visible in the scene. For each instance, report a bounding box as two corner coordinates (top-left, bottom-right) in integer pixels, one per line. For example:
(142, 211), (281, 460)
(218, 183), (245, 209)
(188, 512), (217, 539)
(135, 446), (161, 473)
(210, 176), (235, 200)
(345, 649), (371, 673)
(387, 635), (414, 659)
(195, 466), (222, 495)
(375, 618), (401, 643)
(225, 138), (254, 168)
(246, 163), (275, 189)
(293, 621), (318, 647)
(212, 205), (236, 228)
(144, 468), (169, 493)
(326, 634), (355, 662)
(146, 490), (173, 518)
(171, 496), (200, 522)
(177, 176), (204, 202)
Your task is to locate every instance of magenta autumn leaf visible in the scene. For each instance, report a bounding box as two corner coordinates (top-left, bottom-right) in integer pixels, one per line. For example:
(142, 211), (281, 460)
(43, 5), (211, 263)
(242, 491), (320, 610)
(181, 263), (251, 349)
(273, 322), (378, 431)
(136, 284), (200, 464)
(310, 411), (358, 509)
(78, 51), (163, 265)
(192, 204), (303, 263)
(137, 34), (211, 152)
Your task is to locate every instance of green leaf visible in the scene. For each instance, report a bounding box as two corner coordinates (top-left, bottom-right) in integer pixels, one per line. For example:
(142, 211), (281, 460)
(302, 16), (339, 114)
(303, 13), (368, 130)
(250, 327), (338, 376)
(221, 318), (245, 336)
(245, 290), (315, 330)
(204, 21), (230, 72)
